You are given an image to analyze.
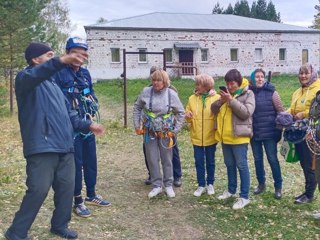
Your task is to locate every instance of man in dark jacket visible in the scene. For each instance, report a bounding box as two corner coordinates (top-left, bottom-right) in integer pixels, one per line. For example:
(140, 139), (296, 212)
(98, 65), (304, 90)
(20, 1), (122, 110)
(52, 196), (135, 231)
(5, 42), (104, 240)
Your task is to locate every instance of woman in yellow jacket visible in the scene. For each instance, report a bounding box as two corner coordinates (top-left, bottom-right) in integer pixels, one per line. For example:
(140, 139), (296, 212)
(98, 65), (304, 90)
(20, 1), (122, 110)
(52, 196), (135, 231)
(287, 63), (320, 204)
(211, 69), (255, 210)
(185, 74), (220, 197)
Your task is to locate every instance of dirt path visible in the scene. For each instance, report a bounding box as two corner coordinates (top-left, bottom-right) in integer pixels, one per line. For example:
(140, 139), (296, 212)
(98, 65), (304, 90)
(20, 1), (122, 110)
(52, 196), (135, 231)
(74, 100), (205, 240)
(0, 101), (206, 240)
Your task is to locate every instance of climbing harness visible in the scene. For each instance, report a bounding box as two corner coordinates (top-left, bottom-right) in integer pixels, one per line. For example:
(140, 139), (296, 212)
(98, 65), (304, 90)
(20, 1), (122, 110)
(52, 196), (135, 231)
(63, 70), (100, 139)
(306, 91), (320, 155)
(142, 88), (176, 149)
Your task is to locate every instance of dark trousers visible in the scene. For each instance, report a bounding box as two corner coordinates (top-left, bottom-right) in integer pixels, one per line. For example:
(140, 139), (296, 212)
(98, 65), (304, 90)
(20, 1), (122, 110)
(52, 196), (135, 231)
(251, 139), (282, 189)
(143, 136), (182, 179)
(316, 155), (320, 191)
(74, 134), (97, 198)
(8, 153), (75, 238)
(295, 140), (317, 198)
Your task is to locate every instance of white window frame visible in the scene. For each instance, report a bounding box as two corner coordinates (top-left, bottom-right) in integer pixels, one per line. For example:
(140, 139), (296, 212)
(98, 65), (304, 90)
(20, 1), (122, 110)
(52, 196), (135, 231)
(164, 48), (173, 63)
(279, 48), (286, 61)
(230, 48), (238, 62)
(138, 48), (147, 63)
(111, 48), (120, 63)
(254, 48), (263, 62)
(302, 49), (309, 64)
(201, 48), (209, 62)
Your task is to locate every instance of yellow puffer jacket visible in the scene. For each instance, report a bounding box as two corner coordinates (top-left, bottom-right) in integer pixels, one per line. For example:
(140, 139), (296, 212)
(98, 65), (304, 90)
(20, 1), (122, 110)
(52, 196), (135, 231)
(288, 79), (320, 117)
(211, 78), (255, 145)
(185, 93), (220, 146)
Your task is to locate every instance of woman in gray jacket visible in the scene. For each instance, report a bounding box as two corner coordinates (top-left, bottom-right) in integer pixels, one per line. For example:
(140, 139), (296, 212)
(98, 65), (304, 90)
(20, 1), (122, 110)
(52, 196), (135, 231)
(133, 69), (185, 199)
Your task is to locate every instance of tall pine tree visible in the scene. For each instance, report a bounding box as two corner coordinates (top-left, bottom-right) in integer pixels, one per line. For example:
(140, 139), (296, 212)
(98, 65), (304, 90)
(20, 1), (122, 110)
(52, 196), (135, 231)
(211, 0), (281, 22)
(0, 0), (48, 112)
(223, 3), (234, 14)
(254, 0), (267, 20)
(212, 2), (224, 14)
(266, 1), (281, 22)
(312, 0), (320, 29)
(251, 1), (258, 18)
(234, 0), (251, 17)
(0, 0), (71, 112)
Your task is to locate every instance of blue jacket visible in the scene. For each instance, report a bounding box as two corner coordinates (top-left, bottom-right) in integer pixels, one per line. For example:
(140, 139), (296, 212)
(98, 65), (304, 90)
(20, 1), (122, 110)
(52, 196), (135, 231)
(250, 82), (281, 141)
(15, 57), (91, 157)
(55, 66), (97, 119)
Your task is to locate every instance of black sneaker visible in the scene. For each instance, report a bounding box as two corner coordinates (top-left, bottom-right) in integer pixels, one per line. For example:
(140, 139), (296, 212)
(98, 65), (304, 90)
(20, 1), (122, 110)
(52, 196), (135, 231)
(294, 192), (306, 200)
(50, 228), (78, 239)
(274, 189), (282, 199)
(173, 177), (182, 187)
(5, 229), (31, 240)
(144, 177), (152, 185)
(253, 184), (266, 195)
(294, 195), (314, 204)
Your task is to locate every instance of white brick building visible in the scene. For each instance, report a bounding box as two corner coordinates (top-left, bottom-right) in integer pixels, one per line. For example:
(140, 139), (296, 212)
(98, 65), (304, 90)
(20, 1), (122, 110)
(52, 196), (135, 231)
(85, 12), (320, 80)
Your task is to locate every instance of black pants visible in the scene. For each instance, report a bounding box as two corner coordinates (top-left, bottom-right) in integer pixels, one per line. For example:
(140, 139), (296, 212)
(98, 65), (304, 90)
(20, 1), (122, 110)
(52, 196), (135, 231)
(7, 152), (75, 238)
(295, 140), (317, 198)
(316, 155), (320, 191)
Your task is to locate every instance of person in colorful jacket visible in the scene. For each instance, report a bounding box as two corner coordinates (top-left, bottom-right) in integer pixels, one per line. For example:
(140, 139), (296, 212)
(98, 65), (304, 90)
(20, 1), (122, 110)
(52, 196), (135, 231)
(133, 69), (185, 199)
(287, 63), (320, 204)
(185, 74), (220, 197)
(5, 42), (104, 240)
(249, 69), (285, 199)
(211, 69), (255, 210)
(55, 37), (110, 218)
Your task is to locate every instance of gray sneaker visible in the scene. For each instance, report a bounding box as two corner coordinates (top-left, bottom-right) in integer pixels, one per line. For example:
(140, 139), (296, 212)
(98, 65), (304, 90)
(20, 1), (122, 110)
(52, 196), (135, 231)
(313, 212), (320, 220)
(73, 202), (91, 218)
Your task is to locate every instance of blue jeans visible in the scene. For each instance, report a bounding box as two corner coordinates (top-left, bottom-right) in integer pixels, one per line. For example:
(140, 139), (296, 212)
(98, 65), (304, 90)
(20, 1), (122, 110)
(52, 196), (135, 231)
(251, 139), (282, 190)
(193, 144), (217, 187)
(222, 143), (250, 199)
(74, 134), (97, 198)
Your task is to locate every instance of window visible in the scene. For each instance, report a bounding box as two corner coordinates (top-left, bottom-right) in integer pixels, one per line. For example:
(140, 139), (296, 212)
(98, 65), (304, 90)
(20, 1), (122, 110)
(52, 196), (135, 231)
(279, 48), (286, 61)
(255, 48), (263, 62)
(111, 48), (120, 63)
(201, 49), (208, 62)
(164, 49), (173, 62)
(302, 49), (308, 64)
(230, 48), (238, 62)
(138, 48), (147, 62)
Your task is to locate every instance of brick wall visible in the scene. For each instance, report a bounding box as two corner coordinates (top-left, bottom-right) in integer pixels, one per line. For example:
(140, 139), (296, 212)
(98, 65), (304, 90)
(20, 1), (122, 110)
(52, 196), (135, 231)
(86, 29), (319, 80)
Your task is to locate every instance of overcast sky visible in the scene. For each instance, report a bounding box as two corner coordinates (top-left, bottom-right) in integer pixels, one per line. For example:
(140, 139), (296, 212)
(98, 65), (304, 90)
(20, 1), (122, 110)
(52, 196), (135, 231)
(69, 0), (318, 38)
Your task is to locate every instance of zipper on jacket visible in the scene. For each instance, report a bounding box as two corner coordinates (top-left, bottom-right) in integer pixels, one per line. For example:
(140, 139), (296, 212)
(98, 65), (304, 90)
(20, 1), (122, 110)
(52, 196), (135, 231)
(201, 100), (204, 146)
(44, 115), (49, 141)
(221, 102), (228, 143)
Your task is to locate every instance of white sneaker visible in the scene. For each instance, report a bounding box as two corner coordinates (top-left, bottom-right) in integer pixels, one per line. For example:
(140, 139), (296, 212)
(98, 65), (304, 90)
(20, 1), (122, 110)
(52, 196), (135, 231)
(165, 186), (176, 198)
(148, 187), (162, 199)
(193, 187), (206, 197)
(232, 198), (251, 210)
(313, 212), (320, 220)
(207, 184), (215, 195)
(218, 190), (236, 200)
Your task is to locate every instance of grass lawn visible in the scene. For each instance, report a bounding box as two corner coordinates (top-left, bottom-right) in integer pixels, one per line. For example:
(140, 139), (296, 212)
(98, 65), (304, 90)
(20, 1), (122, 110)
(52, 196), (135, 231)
(0, 75), (320, 239)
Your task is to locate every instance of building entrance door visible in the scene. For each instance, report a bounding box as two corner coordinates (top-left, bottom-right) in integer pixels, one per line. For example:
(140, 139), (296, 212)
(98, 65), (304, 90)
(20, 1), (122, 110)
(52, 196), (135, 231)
(179, 50), (194, 75)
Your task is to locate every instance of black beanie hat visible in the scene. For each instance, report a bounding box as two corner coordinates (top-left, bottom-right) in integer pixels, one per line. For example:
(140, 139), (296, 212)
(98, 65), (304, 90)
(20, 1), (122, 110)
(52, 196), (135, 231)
(25, 42), (53, 65)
